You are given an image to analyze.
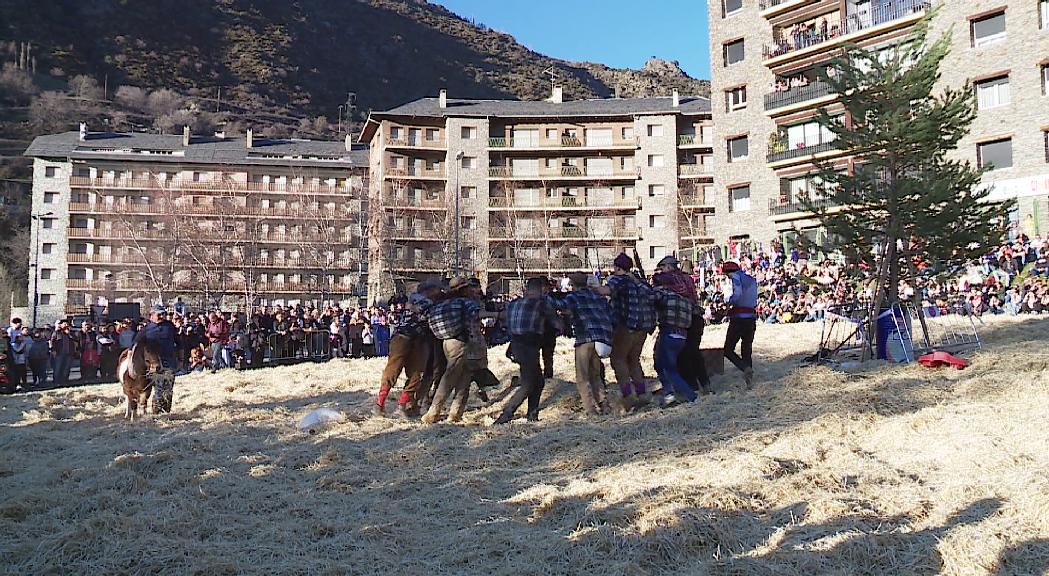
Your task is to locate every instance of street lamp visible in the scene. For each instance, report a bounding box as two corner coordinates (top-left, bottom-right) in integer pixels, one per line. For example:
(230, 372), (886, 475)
(453, 150), (464, 276)
(31, 211), (54, 328)
(337, 105), (344, 136)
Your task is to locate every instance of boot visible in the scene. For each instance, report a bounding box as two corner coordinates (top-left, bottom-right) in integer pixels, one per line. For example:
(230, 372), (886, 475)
(620, 393), (636, 413)
(420, 410), (440, 424)
(374, 403), (386, 417)
(493, 411), (513, 425)
(743, 367), (754, 388)
(525, 409), (540, 422)
(476, 387), (490, 403)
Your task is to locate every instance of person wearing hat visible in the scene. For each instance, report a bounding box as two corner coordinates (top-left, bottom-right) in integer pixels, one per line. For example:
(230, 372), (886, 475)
(48, 319), (75, 386)
(376, 281), (440, 417)
(653, 254), (712, 394)
(136, 306), (180, 413)
(604, 252), (657, 410)
(548, 272), (614, 416)
(721, 260), (758, 387)
(494, 277), (562, 424)
(422, 276), (484, 423)
(651, 274), (698, 407)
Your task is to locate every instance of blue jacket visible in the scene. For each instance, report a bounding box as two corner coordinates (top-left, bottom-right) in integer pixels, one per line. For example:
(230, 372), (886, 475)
(137, 320), (179, 361)
(726, 271), (758, 319)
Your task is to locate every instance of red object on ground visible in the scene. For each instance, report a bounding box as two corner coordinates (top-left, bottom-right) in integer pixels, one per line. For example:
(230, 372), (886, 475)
(918, 351), (969, 370)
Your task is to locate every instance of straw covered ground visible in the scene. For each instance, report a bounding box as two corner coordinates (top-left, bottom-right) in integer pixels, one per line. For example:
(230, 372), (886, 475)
(2, 316), (1048, 575)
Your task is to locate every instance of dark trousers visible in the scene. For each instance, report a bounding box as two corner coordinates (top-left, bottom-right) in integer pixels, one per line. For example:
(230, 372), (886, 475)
(502, 336), (544, 418)
(678, 315), (711, 391)
(12, 364), (27, 388)
(724, 317), (756, 372)
(29, 359), (48, 386)
(541, 330), (557, 379)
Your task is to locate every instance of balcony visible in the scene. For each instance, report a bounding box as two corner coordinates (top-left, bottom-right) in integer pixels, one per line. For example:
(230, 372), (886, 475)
(487, 257), (590, 272)
(679, 164), (714, 178)
(768, 197), (841, 217)
(677, 134), (713, 148)
(69, 176), (359, 196)
(69, 201), (355, 219)
(487, 196), (639, 210)
(488, 226), (639, 241)
(385, 167), (446, 180)
(67, 277), (363, 294)
(382, 195), (448, 209)
(387, 136), (446, 149)
(767, 141), (838, 164)
(488, 135), (638, 150)
(488, 166), (639, 180)
(678, 194), (715, 210)
(388, 256), (449, 272)
(764, 80), (834, 111)
(67, 227), (359, 245)
(762, 0), (930, 62)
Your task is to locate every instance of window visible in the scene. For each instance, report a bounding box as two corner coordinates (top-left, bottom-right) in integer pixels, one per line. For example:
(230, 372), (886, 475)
(1042, 0), (1049, 29)
(623, 127), (635, 140)
(390, 126), (403, 140)
(460, 126), (476, 139)
(425, 128), (439, 141)
(647, 124), (664, 137)
(724, 39), (745, 66)
(461, 156), (477, 169)
(649, 215), (666, 228)
(729, 185), (751, 212)
(648, 184), (665, 197)
(1042, 65), (1049, 95)
(44, 192), (57, 204)
(40, 268), (54, 280)
(42, 243), (55, 254)
(728, 135), (749, 162)
(44, 166), (58, 178)
(1044, 130), (1049, 163)
(976, 76), (1010, 109)
(726, 86), (747, 111)
(545, 158), (557, 168)
(647, 154), (665, 167)
(971, 12), (1006, 47)
(978, 138), (1013, 170)
(545, 128), (557, 140)
(41, 218), (54, 229)
(39, 294), (53, 306)
(649, 246), (666, 259)
(724, 0), (742, 16)
(461, 216), (476, 229)
(461, 186), (476, 198)
(784, 119), (837, 150)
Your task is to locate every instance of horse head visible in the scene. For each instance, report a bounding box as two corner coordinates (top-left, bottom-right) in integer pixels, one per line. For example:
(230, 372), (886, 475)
(126, 341), (164, 380)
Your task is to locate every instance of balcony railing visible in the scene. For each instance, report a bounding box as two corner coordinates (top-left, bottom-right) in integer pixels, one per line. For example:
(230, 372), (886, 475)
(387, 136), (446, 148)
(67, 227), (359, 244)
(487, 226), (639, 240)
(679, 193), (713, 207)
(389, 257), (449, 271)
(67, 277), (364, 294)
(385, 167), (446, 179)
(677, 134), (713, 147)
(487, 196), (639, 210)
(488, 136), (637, 149)
(69, 201), (354, 218)
(768, 197), (841, 216)
(767, 141), (838, 164)
(762, 0), (930, 60)
(382, 195), (447, 209)
(488, 166), (639, 179)
(679, 164), (714, 177)
(764, 80), (834, 111)
(69, 176), (359, 195)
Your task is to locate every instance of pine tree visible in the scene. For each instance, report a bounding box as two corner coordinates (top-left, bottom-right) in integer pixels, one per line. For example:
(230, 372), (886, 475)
(807, 16), (1010, 320)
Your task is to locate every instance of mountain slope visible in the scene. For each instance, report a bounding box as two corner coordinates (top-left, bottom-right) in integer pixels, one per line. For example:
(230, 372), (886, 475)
(0, 0), (708, 118)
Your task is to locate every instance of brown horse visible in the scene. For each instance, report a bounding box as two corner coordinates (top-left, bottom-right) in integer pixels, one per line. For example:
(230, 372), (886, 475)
(117, 342), (163, 420)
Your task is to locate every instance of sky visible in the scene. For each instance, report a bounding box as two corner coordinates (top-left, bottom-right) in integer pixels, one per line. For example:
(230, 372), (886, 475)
(434, 0), (712, 80)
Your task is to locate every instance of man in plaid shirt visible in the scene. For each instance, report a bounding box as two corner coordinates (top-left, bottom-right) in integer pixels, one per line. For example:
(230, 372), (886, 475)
(495, 277), (562, 424)
(375, 280), (442, 417)
(603, 253), (657, 410)
(548, 273), (613, 416)
(652, 274), (697, 407)
(654, 255), (711, 394)
(422, 277), (483, 424)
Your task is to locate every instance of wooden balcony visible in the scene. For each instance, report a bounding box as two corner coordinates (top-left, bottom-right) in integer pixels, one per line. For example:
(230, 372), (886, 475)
(385, 167), (446, 180)
(487, 195), (639, 210)
(677, 134), (714, 148)
(488, 166), (639, 180)
(679, 164), (714, 178)
(488, 135), (638, 150)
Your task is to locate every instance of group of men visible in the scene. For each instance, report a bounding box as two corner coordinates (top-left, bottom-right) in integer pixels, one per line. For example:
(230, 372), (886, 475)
(376, 252), (759, 424)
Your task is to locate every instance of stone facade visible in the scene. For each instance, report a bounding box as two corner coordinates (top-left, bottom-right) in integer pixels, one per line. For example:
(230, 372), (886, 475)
(29, 158), (73, 324)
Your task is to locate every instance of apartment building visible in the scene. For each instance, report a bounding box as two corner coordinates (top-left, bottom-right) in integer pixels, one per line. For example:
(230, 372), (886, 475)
(359, 89), (714, 295)
(708, 0), (1049, 247)
(22, 127), (369, 323)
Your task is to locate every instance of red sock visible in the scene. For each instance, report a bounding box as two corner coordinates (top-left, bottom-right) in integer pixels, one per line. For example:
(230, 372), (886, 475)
(397, 391), (411, 406)
(377, 386), (392, 407)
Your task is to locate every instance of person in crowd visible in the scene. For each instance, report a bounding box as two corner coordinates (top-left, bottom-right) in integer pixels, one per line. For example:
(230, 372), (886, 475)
(540, 278), (559, 382)
(9, 328), (28, 390)
(136, 306), (179, 413)
(373, 314), (391, 358)
(376, 283), (439, 417)
(49, 319), (75, 386)
(361, 321), (375, 358)
(721, 261), (758, 388)
(78, 321), (99, 382)
(602, 253), (657, 410)
(188, 345), (208, 372)
(97, 324), (120, 381)
(7, 317), (23, 342)
(495, 277), (562, 424)
(117, 318), (137, 354)
(653, 255), (711, 394)
(652, 274), (698, 407)
(206, 311), (230, 370)
(422, 277), (484, 424)
(548, 273), (614, 416)
(27, 329), (49, 387)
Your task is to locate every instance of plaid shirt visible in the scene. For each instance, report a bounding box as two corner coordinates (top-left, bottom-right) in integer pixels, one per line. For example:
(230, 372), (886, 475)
(606, 273), (657, 332)
(427, 297), (480, 340)
(654, 289), (693, 331)
(652, 269), (699, 305)
(549, 289), (613, 346)
(505, 296), (558, 336)
(393, 299), (431, 338)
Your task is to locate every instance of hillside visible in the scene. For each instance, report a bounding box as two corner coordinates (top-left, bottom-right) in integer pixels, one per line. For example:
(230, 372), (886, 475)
(2, 318), (1047, 574)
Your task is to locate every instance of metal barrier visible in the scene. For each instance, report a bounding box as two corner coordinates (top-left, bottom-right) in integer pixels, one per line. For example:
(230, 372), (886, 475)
(266, 331), (334, 363)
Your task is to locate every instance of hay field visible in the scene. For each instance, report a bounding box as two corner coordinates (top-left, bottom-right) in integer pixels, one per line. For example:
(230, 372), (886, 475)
(2, 317), (1048, 575)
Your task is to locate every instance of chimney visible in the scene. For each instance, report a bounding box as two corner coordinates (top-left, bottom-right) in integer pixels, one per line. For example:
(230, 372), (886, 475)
(345, 133), (353, 152)
(214, 130), (225, 139)
(438, 89), (447, 109)
(78, 122), (87, 141)
(672, 90), (680, 107)
(548, 85), (564, 104)
(614, 85), (621, 99)
(246, 128), (253, 149)
(182, 125), (191, 146)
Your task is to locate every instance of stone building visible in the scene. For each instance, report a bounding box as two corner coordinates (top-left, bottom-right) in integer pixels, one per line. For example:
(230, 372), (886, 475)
(359, 89), (715, 296)
(707, 0), (1049, 247)
(21, 127), (369, 323)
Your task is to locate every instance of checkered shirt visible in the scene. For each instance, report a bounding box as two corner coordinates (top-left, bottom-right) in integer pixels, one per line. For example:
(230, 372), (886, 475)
(393, 299), (431, 338)
(606, 273), (657, 332)
(549, 289), (613, 346)
(427, 297), (480, 340)
(652, 269), (699, 305)
(505, 296), (557, 336)
(654, 288), (694, 331)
